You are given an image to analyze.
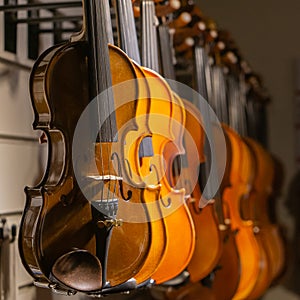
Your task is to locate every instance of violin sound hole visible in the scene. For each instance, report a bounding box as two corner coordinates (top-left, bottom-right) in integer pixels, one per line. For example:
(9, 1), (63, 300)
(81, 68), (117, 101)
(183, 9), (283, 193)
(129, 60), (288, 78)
(139, 136), (153, 158)
(124, 159), (133, 179)
(160, 196), (172, 208)
(111, 152), (132, 201)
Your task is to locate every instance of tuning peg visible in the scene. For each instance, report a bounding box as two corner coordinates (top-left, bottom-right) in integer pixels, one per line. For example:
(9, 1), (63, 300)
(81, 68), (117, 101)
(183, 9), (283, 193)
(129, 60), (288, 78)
(169, 12), (191, 28)
(175, 37), (194, 53)
(173, 21), (206, 45)
(133, 0), (181, 18)
(155, 0), (181, 17)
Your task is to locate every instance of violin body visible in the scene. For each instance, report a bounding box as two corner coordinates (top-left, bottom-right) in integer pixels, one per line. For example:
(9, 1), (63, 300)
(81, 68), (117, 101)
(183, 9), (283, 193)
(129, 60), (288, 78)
(139, 70), (195, 284)
(244, 138), (285, 298)
(19, 39), (156, 290)
(187, 202), (222, 282)
(117, 66), (168, 285)
(211, 229), (240, 300)
(187, 127), (240, 298)
(180, 100), (223, 283)
(221, 125), (261, 300)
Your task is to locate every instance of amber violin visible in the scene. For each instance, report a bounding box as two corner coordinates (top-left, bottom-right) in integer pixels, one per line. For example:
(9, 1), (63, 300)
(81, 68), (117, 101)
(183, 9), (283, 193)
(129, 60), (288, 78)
(218, 42), (272, 299)
(240, 72), (286, 298)
(136, 0), (196, 285)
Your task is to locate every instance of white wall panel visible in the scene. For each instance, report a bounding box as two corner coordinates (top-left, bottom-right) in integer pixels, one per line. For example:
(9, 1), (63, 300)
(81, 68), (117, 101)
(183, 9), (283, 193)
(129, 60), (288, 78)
(0, 141), (46, 213)
(0, 65), (38, 139)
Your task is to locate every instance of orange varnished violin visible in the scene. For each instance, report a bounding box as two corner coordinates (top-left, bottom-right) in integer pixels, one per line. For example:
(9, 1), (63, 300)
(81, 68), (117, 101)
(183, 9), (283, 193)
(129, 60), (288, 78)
(220, 47), (274, 299)
(159, 14), (226, 285)
(186, 43), (224, 284)
(156, 17), (212, 285)
(136, 0), (196, 284)
(162, 17), (239, 298)
(163, 38), (240, 300)
(192, 43), (240, 300)
(208, 38), (262, 299)
(240, 75), (285, 298)
(268, 154), (287, 283)
(110, 0), (168, 285)
(245, 74), (286, 285)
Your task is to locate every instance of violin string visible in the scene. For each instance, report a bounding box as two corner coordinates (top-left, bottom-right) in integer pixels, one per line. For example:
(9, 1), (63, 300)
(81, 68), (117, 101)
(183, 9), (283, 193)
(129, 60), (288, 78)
(105, 0), (116, 208)
(95, 0), (114, 208)
(95, 0), (105, 205)
(160, 23), (187, 191)
(86, 0), (105, 204)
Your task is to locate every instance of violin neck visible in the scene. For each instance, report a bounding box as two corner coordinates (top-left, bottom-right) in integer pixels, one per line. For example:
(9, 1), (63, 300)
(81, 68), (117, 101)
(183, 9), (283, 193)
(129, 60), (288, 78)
(227, 74), (247, 137)
(194, 46), (214, 106)
(211, 65), (229, 124)
(83, 0), (117, 142)
(238, 74), (249, 137)
(114, 0), (141, 64)
(141, 0), (160, 72)
(194, 45), (226, 225)
(246, 91), (258, 140)
(158, 24), (176, 80)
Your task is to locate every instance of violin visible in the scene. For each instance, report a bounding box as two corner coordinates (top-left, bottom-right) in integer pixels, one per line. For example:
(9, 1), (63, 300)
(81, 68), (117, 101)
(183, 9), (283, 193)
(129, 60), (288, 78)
(205, 36), (264, 299)
(186, 43), (224, 283)
(157, 15), (213, 284)
(192, 41), (240, 300)
(136, 0), (196, 284)
(241, 73), (286, 297)
(218, 44), (272, 299)
(165, 34), (240, 300)
(19, 0), (158, 293)
(246, 74), (286, 284)
(268, 154), (287, 283)
(110, 0), (168, 285)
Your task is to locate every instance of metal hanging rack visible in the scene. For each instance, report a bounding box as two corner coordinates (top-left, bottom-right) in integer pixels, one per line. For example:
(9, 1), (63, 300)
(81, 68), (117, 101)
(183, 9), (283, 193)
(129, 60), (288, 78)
(0, 0), (84, 65)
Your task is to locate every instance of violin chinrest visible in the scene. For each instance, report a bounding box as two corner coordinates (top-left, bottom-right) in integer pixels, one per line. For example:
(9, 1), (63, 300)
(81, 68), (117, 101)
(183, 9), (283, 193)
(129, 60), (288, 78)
(51, 249), (102, 292)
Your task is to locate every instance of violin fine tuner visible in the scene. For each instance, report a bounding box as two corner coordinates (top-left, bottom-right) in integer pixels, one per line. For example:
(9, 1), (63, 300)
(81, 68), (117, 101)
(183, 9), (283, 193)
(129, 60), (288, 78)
(97, 219), (123, 229)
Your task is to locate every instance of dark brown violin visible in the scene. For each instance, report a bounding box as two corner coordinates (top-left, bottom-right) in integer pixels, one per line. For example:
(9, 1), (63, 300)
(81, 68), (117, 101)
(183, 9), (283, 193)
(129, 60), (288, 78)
(19, 0), (156, 294)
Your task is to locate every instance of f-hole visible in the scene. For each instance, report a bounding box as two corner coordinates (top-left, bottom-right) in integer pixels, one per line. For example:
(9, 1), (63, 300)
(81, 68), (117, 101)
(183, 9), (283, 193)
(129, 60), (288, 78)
(138, 136), (153, 167)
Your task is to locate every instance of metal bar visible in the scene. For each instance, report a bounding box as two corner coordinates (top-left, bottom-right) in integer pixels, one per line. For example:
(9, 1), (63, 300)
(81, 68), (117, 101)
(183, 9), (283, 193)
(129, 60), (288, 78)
(0, 56), (31, 70)
(18, 283), (35, 290)
(15, 15), (82, 24)
(0, 1), (81, 12)
(0, 133), (38, 143)
(38, 28), (80, 33)
(0, 210), (23, 217)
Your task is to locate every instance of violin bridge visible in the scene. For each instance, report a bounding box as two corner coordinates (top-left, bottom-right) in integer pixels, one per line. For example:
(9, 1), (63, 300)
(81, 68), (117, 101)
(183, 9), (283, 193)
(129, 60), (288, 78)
(87, 175), (123, 181)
